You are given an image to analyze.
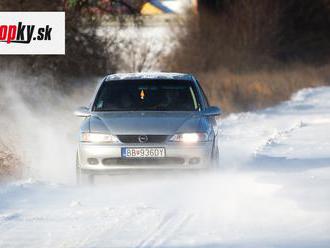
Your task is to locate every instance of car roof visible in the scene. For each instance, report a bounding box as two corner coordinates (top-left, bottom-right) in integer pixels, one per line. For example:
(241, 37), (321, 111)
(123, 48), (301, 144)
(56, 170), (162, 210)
(105, 72), (193, 81)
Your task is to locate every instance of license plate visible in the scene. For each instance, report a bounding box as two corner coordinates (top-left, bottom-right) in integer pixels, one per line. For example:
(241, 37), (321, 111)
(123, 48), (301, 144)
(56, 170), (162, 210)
(121, 147), (166, 158)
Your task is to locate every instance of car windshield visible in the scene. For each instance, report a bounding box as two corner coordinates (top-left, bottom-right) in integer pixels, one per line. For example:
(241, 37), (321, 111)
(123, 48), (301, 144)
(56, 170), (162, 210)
(93, 80), (201, 111)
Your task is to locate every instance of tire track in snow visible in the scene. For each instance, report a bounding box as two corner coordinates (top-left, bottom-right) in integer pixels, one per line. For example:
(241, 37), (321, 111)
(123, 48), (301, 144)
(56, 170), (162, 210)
(65, 210), (139, 248)
(254, 121), (306, 157)
(136, 211), (193, 248)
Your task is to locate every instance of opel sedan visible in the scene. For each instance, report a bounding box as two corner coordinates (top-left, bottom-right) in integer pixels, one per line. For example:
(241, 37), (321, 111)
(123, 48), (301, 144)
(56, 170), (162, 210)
(74, 73), (221, 183)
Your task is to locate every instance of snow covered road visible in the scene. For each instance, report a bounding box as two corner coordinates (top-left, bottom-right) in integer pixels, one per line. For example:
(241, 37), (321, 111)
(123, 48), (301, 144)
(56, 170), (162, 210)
(1, 87), (330, 248)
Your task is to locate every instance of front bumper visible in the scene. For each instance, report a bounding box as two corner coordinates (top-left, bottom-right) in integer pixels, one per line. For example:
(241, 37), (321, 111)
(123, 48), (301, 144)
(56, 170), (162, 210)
(77, 141), (213, 171)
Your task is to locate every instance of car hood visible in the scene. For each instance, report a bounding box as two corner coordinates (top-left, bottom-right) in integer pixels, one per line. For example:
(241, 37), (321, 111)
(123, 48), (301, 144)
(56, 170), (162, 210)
(88, 112), (209, 135)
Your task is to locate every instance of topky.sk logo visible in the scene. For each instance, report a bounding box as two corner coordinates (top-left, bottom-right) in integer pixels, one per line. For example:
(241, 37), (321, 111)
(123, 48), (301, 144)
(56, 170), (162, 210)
(0, 22), (52, 44)
(0, 12), (65, 55)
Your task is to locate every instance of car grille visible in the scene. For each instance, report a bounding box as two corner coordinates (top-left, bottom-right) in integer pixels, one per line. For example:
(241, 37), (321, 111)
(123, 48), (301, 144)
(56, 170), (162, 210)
(102, 157), (185, 166)
(117, 135), (168, 144)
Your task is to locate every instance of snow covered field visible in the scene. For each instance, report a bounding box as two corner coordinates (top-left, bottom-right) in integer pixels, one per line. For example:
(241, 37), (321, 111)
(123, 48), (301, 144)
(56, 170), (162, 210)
(1, 87), (330, 247)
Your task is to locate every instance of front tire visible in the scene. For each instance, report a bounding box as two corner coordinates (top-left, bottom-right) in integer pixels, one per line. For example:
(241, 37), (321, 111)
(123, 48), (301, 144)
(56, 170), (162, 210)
(211, 146), (220, 169)
(76, 155), (94, 185)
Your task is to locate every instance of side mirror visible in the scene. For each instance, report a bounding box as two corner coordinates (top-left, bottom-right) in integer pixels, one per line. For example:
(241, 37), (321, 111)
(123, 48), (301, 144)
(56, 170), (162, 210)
(74, 106), (90, 117)
(203, 106), (222, 116)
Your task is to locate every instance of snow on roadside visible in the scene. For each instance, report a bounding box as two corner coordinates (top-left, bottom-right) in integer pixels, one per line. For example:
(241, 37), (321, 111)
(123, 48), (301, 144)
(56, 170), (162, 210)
(220, 87), (330, 168)
(1, 87), (330, 247)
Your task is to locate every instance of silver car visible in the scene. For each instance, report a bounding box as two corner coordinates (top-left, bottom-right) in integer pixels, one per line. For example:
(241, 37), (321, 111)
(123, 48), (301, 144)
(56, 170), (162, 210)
(75, 73), (221, 183)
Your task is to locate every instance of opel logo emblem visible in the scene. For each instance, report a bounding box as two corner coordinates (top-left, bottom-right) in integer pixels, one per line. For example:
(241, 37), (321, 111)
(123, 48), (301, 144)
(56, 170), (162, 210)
(138, 135), (148, 143)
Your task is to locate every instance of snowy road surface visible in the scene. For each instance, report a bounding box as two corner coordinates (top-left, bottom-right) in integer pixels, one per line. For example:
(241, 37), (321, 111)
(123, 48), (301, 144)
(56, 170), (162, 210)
(1, 87), (330, 247)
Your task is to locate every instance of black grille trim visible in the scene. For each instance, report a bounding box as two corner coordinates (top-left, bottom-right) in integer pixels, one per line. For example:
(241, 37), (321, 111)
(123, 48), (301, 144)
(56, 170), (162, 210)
(102, 157), (185, 166)
(117, 135), (168, 144)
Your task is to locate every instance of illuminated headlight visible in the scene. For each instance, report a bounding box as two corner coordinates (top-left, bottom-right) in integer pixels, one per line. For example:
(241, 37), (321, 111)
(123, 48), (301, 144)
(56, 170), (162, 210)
(80, 133), (119, 143)
(170, 133), (209, 143)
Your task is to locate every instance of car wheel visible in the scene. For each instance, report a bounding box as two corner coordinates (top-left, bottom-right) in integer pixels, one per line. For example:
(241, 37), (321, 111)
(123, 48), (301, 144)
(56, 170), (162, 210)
(76, 154), (94, 185)
(211, 146), (220, 169)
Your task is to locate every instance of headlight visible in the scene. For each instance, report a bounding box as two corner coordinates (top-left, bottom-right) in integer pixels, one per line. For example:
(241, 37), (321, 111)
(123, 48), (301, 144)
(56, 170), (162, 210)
(80, 133), (119, 143)
(170, 133), (209, 143)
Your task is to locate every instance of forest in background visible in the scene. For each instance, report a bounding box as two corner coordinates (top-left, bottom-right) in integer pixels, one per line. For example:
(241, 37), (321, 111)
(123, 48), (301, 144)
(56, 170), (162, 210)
(1, 0), (330, 110)
(164, 0), (330, 111)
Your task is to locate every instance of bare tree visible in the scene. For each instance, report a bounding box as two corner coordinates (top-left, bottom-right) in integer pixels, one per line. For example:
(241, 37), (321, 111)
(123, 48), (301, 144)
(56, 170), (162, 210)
(165, 0), (283, 73)
(0, 139), (22, 180)
(0, 0), (121, 80)
(121, 37), (162, 72)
